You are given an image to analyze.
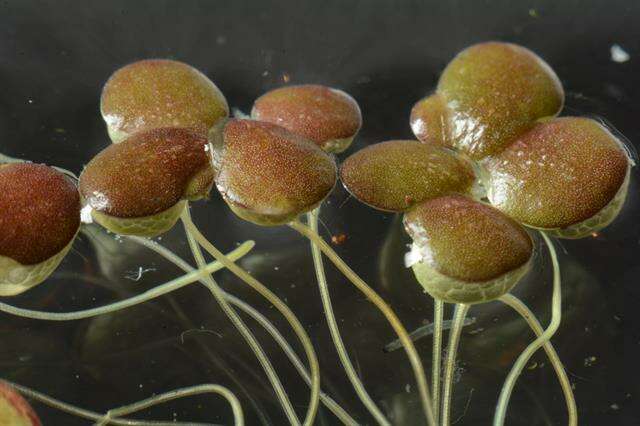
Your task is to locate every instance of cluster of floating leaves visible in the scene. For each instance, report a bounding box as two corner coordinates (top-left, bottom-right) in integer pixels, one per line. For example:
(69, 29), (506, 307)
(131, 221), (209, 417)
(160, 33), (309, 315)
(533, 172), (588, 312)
(0, 42), (632, 426)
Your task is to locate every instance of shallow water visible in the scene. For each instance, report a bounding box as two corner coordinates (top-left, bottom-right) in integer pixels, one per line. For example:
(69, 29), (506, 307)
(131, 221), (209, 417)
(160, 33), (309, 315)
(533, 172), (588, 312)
(1, 1), (639, 425)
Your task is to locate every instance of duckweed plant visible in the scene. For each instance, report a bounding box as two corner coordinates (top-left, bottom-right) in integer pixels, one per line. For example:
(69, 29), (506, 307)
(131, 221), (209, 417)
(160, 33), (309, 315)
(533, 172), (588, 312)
(343, 41), (630, 425)
(0, 42), (632, 425)
(212, 115), (434, 425)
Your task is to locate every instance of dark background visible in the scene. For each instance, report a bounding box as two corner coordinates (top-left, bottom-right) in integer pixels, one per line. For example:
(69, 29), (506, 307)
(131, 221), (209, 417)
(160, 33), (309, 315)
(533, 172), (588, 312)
(1, 0), (639, 424)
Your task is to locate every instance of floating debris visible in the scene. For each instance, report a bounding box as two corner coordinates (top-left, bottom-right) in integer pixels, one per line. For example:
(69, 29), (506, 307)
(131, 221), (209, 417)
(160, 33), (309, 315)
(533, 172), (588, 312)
(384, 316), (477, 352)
(179, 328), (222, 344)
(124, 266), (157, 282)
(611, 44), (630, 63)
(584, 355), (597, 367)
(331, 233), (347, 245)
